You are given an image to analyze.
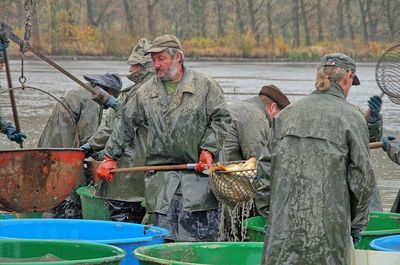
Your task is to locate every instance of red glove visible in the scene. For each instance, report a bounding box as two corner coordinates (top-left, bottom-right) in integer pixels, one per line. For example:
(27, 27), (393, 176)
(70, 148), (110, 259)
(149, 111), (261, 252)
(195, 150), (213, 172)
(96, 156), (117, 182)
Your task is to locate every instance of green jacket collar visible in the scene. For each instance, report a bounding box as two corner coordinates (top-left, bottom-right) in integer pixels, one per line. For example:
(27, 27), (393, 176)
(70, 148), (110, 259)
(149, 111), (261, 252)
(311, 83), (346, 100)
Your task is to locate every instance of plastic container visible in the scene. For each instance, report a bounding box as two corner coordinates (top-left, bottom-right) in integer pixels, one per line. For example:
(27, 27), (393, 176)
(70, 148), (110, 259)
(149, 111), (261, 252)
(243, 215), (266, 242)
(0, 219), (170, 265)
(369, 235), (400, 252)
(243, 212), (400, 250)
(76, 186), (110, 220)
(356, 212), (400, 250)
(134, 242), (263, 265)
(0, 212), (16, 220)
(0, 238), (125, 264)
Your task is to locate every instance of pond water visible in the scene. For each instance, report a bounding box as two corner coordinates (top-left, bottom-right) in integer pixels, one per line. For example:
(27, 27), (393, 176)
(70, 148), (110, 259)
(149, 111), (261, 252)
(0, 59), (399, 211)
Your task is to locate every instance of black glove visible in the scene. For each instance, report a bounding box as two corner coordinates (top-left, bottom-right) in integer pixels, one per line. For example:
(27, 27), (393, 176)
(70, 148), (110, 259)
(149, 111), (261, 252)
(351, 229), (362, 245)
(80, 143), (94, 158)
(382, 135), (396, 151)
(4, 126), (26, 144)
(368, 95), (382, 122)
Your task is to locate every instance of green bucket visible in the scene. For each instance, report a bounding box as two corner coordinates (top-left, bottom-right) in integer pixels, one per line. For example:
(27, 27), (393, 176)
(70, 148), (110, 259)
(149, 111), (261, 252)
(356, 211), (400, 250)
(134, 242), (263, 265)
(243, 215), (267, 242)
(76, 186), (110, 220)
(243, 212), (400, 250)
(0, 239), (125, 264)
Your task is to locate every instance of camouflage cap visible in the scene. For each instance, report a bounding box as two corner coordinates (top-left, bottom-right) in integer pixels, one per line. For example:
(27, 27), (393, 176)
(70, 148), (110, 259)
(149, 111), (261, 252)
(259, 84), (290, 109)
(145, 34), (183, 55)
(127, 38), (152, 65)
(320, 53), (360, 85)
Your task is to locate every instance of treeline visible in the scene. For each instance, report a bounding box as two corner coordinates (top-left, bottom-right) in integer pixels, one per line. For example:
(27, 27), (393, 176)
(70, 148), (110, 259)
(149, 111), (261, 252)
(1, 0), (400, 60)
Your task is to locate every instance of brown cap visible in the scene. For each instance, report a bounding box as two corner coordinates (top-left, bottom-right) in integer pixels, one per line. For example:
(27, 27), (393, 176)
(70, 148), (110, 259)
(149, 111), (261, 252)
(145, 34), (183, 55)
(259, 85), (290, 109)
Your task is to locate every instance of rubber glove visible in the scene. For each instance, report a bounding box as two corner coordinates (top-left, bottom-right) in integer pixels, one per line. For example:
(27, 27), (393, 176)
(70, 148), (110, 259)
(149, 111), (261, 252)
(382, 135), (396, 151)
(4, 126), (26, 144)
(368, 95), (382, 122)
(80, 143), (93, 158)
(0, 36), (9, 52)
(104, 96), (119, 110)
(351, 228), (362, 245)
(96, 156), (117, 182)
(195, 150), (213, 173)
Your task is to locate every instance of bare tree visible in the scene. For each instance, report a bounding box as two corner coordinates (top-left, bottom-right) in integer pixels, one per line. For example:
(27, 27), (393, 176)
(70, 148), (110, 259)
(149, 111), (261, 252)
(123, 0), (135, 36)
(147, 0), (159, 36)
(358, 0), (370, 42)
(86, 0), (112, 27)
(316, 0), (323, 41)
(300, 0), (310, 45)
(292, 0), (301, 47)
(265, 0), (274, 43)
(246, 0), (264, 42)
(215, 0), (226, 37)
(345, 0), (355, 39)
(336, 0), (346, 38)
(234, 0), (245, 34)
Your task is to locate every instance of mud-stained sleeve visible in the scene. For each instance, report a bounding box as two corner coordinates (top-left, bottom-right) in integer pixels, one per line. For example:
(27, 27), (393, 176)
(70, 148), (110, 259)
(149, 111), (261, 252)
(367, 115), (383, 142)
(88, 110), (115, 151)
(255, 128), (274, 218)
(200, 79), (231, 156)
(104, 94), (143, 160)
(347, 119), (376, 233)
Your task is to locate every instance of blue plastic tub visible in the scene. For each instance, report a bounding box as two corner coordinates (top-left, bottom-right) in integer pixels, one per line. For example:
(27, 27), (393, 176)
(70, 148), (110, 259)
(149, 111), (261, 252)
(0, 219), (170, 265)
(370, 235), (400, 252)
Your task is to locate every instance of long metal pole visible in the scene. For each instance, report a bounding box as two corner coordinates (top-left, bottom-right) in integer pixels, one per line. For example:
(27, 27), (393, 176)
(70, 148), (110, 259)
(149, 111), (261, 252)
(2, 39), (23, 148)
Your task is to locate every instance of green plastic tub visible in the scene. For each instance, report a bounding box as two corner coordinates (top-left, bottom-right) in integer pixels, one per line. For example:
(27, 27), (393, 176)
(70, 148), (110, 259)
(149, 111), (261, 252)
(76, 186), (110, 220)
(243, 212), (400, 250)
(356, 211), (400, 250)
(0, 239), (125, 264)
(134, 242), (263, 265)
(243, 215), (267, 242)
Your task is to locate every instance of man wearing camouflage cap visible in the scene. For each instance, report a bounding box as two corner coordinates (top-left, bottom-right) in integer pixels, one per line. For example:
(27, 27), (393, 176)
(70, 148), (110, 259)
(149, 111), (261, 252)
(221, 84), (290, 162)
(97, 34), (231, 241)
(257, 53), (376, 264)
(81, 38), (154, 223)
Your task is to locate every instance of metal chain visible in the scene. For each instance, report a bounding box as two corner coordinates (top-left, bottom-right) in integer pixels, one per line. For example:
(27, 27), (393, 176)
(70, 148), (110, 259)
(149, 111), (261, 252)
(19, 52), (26, 87)
(19, 0), (34, 87)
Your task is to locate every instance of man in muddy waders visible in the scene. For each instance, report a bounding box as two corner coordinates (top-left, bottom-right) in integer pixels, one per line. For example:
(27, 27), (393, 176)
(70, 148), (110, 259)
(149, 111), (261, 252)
(0, 37), (27, 144)
(38, 73), (122, 218)
(81, 38), (155, 223)
(257, 53), (376, 265)
(97, 34), (231, 241)
(221, 84), (290, 162)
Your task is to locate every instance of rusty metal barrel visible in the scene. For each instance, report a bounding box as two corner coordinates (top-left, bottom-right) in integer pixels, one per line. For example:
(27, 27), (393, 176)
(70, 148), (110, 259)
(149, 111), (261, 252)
(0, 148), (84, 212)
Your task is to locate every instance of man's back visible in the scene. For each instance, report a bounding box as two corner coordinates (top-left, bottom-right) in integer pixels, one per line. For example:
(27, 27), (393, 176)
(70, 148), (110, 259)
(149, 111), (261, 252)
(264, 85), (374, 265)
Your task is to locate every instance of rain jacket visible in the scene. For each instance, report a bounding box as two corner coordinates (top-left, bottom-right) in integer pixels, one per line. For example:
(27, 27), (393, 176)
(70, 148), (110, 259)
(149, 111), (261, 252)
(221, 96), (270, 161)
(37, 86), (103, 148)
(385, 143), (400, 213)
(88, 71), (153, 202)
(105, 66), (231, 214)
(257, 84), (375, 265)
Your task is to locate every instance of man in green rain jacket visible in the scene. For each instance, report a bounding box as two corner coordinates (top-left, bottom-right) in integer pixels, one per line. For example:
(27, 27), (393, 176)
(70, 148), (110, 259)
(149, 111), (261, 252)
(97, 34), (231, 241)
(221, 85), (290, 161)
(257, 53), (375, 265)
(82, 38), (154, 223)
(38, 73), (122, 218)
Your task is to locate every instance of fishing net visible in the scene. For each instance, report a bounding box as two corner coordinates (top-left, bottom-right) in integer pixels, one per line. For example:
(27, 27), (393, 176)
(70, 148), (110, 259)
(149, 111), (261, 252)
(375, 44), (400, 98)
(209, 159), (261, 205)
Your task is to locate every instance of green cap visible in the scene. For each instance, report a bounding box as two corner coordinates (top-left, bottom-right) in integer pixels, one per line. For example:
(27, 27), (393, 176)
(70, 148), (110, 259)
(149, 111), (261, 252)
(127, 38), (152, 65)
(320, 53), (360, 85)
(145, 34), (183, 55)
